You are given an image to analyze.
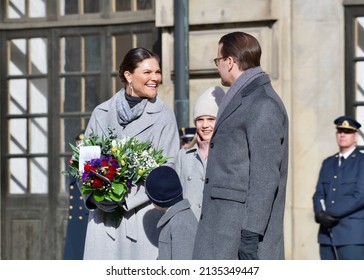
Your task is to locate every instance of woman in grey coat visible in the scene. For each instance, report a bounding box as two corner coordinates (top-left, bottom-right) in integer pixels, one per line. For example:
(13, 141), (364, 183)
(174, 86), (224, 219)
(82, 48), (180, 260)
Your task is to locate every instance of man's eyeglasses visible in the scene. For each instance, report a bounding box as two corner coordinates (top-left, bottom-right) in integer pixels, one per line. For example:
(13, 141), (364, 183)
(213, 57), (227, 66)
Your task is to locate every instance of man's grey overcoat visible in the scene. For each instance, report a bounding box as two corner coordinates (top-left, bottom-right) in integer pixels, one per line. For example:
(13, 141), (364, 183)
(82, 90), (180, 259)
(193, 74), (289, 260)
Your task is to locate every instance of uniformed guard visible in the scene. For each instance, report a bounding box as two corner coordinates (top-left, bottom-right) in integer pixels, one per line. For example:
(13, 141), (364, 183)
(313, 115), (364, 260)
(64, 132), (89, 260)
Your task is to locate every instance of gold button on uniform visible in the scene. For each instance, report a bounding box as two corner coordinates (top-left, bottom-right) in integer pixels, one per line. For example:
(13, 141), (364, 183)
(69, 215), (72, 220)
(332, 188), (336, 192)
(331, 200), (335, 204)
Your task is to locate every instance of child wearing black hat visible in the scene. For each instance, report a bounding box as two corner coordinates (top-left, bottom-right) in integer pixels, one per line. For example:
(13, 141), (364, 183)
(145, 166), (198, 260)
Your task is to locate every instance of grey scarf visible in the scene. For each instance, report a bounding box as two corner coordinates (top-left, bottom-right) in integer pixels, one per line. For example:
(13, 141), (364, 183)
(216, 66), (264, 120)
(115, 89), (148, 125)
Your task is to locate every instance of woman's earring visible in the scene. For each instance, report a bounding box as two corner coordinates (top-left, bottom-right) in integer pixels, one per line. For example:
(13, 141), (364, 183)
(128, 82), (133, 96)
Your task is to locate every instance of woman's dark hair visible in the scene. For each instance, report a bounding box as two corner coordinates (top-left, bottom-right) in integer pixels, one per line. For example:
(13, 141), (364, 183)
(118, 47), (160, 85)
(219, 32), (261, 71)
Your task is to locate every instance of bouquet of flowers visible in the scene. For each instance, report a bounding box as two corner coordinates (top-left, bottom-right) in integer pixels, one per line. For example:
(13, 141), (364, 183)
(65, 128), (168, 203)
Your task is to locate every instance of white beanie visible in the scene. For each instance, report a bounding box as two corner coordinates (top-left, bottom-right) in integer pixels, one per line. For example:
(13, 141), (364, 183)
(193, 86), (225, 121)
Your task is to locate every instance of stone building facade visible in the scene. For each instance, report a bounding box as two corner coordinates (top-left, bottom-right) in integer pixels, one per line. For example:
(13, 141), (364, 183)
(1, 0), (363, 259)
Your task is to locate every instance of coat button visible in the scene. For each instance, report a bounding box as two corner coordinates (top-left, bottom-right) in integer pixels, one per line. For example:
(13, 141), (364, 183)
(333, 175), (337, 179)
(68, 215), (72, 220)
(69, 195), (73, 200)
(332, 188), (336, 192)
(78, 216), (83, 220)
(187, 176), (192, 181)
(210, 143), (214, 149)
(205, 178), (209, 184)
(331, 200), (335, 204)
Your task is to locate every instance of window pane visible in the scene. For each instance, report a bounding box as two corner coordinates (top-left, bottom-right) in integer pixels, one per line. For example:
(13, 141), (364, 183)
(9, 79), (27, 115)
(8, 0), (26, 19)
(9, 39), (27, 75)
(29, 0), (46, 18)
(61, 77), (81, 112)
(60, 157), (70, 193)
(135, 32), (153, 50)
(113, 76), (121, 94)
(62, 118), (84, 154)
(356, 106), (364, 146)
(30, 38), (47, 74)
(30, 157), (48, 194)
(355, 62), (364, 102)
(30, 118), (48, 153)
(61, 37), (81, 72)
(9, 158), (27, 194)
(85, 35), (101, 71)
(137, 0), (152, 10)
(115, 0), (131, 11)
(61, 0), (79, 15)
(113, 34), (133, 70)
(30, 79), (48, 113)
(84, 0), (100, 13)
(356, 17), (364, 57)
(9, 119), (27, 154)
(85, 76), (100, 111)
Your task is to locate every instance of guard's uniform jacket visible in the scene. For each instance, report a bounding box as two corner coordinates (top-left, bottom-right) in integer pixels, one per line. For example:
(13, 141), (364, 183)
(313, 149), (364, 246)
(64, 179), (89, 259)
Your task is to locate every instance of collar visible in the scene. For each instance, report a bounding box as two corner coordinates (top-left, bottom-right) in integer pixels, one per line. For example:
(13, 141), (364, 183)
(339, 147), (356, 159)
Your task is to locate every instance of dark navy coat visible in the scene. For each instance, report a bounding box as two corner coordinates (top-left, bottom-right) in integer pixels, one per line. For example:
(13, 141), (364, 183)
(64, 179), (89, 259)
(313, 149), (364, 246)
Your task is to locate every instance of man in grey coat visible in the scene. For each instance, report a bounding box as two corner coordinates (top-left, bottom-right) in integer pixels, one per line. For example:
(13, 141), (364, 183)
(193, 32), (289, 260)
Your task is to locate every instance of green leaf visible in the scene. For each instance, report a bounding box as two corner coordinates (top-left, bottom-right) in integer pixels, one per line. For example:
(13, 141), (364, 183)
(112, 182), (127, 196)
(94, 192), (105, 202)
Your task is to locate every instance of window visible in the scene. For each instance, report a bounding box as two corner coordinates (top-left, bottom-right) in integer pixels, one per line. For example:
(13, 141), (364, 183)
(7, 35), (49, 193)
(2, 16), (159, 198)
(7, 0), (47, 19)
(345, 5), (364, 149)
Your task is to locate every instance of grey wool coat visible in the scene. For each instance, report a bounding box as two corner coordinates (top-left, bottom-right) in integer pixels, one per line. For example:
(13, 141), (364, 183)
(174, 144), (206, 219)
(193, 74), (289, 260)
(82, 89), (180, 260)
(157, 199), (198, 260)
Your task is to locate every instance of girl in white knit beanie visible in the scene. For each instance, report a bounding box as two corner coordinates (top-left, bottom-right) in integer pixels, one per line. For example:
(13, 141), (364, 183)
(174, 86), (225, 219)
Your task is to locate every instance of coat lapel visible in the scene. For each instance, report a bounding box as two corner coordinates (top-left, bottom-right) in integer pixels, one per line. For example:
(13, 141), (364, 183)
(214, 74), (271, 133)
(95, 94), (164, 138)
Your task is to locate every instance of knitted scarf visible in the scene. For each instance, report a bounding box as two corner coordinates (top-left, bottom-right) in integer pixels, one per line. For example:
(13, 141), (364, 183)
(216, 66), (264, 120)
(115, 89), (148, 125)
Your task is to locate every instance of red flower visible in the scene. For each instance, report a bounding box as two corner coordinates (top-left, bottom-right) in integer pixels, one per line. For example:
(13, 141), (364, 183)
(84, 164), (92, 172)
(92, 178), (103, 188)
